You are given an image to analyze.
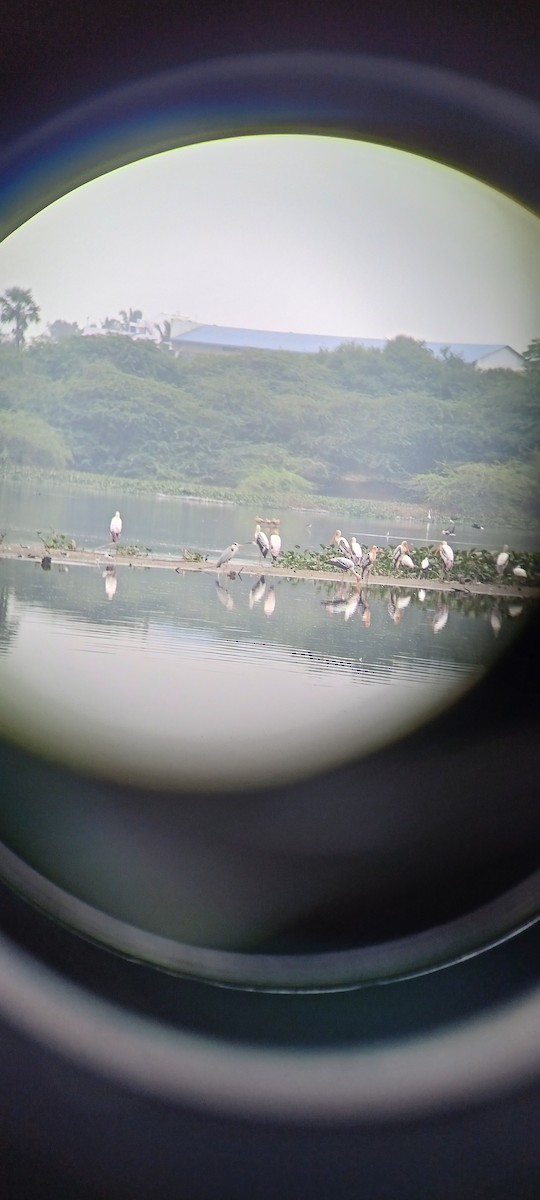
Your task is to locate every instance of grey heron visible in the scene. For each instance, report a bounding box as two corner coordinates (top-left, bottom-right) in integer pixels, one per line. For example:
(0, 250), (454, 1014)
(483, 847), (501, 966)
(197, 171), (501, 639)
(216, 542), (242, 573)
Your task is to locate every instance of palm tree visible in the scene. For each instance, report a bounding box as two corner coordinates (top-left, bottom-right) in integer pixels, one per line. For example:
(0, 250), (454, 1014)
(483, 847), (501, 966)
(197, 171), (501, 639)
(119, 307), (143, 331)
(0, 286), (40, 347)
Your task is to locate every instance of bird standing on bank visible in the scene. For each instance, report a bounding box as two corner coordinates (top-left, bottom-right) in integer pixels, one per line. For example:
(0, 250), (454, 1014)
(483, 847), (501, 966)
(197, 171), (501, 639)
(328, 555), (358, 583)
(392, 540), (410, 570)
(254, 523), (270, 562)
(360, 545), (379, 583)
(270, 531), (282, 562)
(350, 535), (362, 563)
(438, 540), (454, 573)
(333, 529), (352, 557)
(496, 546), (510, 574)
(216, 542), (242, 573)
(110, 511), (122, 543)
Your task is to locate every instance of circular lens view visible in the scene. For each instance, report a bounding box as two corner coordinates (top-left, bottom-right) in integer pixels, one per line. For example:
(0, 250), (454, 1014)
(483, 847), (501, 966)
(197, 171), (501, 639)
(0, 135), (539, 791)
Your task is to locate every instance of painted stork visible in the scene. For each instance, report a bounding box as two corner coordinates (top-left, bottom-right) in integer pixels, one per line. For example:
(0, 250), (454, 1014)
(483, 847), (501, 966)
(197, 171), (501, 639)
(360, 545), (379, 583)
(438, 540), (454, 572)
(328, 555), (358, 583)
(254, 523), (270, 561)
(392, 540), (409, 569)
(110, 511), (122, 543)
(333, 529), (352, 557)
(350, 535), (362, 563)
(269, 531), (282, 561)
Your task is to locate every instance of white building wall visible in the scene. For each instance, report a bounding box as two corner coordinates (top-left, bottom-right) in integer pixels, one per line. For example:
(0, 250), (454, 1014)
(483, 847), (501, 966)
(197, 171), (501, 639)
(475, 347), (524, 371)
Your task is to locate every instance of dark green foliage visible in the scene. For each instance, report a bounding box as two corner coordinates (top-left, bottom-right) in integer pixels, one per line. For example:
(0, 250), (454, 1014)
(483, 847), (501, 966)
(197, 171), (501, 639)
(0, 332), (538, 522)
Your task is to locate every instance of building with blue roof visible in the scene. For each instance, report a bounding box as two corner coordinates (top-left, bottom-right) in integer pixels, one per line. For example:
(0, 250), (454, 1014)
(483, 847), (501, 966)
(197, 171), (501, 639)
(169, 320), (524, 370)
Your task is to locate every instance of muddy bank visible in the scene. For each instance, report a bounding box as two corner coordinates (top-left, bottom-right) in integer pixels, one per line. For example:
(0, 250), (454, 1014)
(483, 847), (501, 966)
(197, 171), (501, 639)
(1, 544), (538, 599)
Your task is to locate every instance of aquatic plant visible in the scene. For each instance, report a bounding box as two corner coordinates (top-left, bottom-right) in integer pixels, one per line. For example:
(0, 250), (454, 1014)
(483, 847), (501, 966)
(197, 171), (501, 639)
(37, 529), (76, 550)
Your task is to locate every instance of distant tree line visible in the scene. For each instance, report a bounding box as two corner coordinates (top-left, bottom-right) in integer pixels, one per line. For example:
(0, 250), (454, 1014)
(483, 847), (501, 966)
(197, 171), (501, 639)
(0, 288), (538, 521)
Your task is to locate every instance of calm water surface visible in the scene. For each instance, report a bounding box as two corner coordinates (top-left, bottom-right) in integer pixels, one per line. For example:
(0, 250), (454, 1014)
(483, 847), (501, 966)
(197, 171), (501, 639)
(1, 480), (539, 558)
(0, 555), (528, 789)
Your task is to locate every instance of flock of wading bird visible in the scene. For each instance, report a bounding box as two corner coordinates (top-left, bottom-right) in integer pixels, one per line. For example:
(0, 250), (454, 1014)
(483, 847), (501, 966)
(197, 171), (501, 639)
(99, 511), (529, 587)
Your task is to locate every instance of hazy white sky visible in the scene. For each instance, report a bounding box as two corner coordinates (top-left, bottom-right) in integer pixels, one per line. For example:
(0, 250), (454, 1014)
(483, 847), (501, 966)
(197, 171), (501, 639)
(0, 134), (539, 350)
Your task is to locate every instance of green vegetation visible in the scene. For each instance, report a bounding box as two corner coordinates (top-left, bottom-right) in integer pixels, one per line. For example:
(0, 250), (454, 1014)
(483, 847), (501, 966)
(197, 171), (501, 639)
(0, 301), (538, 524)
(279, 543), (540, 586)
(37, 529), (77, 550)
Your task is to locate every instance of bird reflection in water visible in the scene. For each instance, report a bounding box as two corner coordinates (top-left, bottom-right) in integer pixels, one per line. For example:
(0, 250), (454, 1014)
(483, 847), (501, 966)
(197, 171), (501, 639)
(432, 603), (449, 633)
(322, 587), (370, 624)
(103, 565), (117, 600)
(387, 592), (403, 624)
(490, 606), (502, 636)
(248, 576), (266, 609)
(215, 579), (235, 610)
(263, 586), (276, 618)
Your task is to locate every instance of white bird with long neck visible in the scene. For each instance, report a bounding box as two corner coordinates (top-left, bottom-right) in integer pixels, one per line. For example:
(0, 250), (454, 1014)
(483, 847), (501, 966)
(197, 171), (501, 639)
(110, 511), (122, 543)
(333, 529), (352, 557)
(438, 540), (454, 572)
(269, 532), (281, 561)
(496, 546), (509, 574)
(254, 523), (270, 562)
(350, 535), (362, 563)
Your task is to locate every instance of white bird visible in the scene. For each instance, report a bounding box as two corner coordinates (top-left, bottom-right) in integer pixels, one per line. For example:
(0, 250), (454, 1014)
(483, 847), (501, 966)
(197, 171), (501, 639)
(427, 510), (432, 521)
(350, 535), (362, 562)
(421, 557), (430, 571)
(216, 541), (241, 572)
(496, 546), (509, 574)
(333, 529), (352, 557)
(513, 565), (527, 579)
(110, 511), (122, 543)
(438, 540), (454, 572)
(254, 523), (270, 561)
(269, 532), (282, 561)
(263, 586), (276, 617)
(400, 553), (415, 570)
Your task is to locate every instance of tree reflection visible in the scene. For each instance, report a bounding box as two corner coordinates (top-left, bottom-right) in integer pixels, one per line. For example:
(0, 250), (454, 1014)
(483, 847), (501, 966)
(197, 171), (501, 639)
(0, 586), (19, 655)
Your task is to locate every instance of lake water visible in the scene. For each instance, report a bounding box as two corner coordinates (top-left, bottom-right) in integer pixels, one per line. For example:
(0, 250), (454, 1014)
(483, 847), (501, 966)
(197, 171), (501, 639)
(0, 549), (528, 791)
(1, 479), (539, 559)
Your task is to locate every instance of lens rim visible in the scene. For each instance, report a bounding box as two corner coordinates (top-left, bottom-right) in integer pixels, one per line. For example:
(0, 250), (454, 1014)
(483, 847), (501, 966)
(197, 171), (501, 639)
(0, 51), (539, 997)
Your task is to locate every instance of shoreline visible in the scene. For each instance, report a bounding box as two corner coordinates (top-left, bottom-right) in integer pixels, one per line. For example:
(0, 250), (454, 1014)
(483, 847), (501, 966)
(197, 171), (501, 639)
(1, 545), (538, 599)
